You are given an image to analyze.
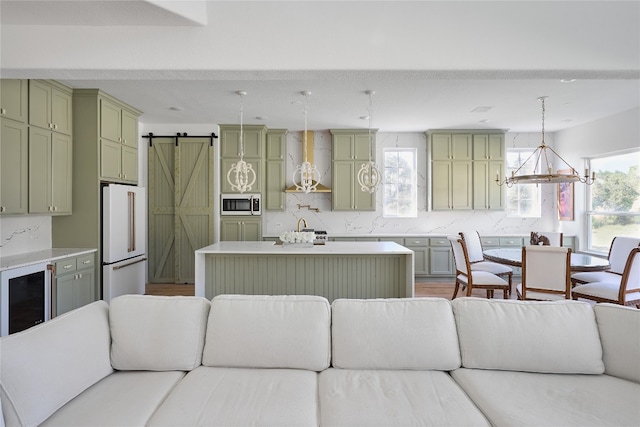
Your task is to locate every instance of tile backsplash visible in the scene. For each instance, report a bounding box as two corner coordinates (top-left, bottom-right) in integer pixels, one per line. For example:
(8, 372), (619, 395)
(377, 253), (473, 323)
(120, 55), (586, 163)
(0, 216), (51, 257)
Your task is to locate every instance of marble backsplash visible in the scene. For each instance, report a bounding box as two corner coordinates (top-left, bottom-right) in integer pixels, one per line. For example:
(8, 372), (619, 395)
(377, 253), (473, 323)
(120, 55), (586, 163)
(0, 216), (52, 258)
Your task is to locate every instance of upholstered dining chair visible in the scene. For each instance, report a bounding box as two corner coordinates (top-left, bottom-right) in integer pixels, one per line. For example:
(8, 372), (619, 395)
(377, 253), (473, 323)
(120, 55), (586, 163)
(572, 247), (640, 308)
(517, 245), (572, 301)
(448, 235), (510, 299)
(529, 231), (563, 246)
(571, 236), (640, 287)
(459, 231), (513, 294)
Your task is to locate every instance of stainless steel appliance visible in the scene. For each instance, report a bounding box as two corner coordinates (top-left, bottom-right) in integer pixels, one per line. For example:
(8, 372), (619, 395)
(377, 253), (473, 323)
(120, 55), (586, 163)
(102, 184), (147, 302)
(0, 262), (52, 336)
(220, 194), (261, 216)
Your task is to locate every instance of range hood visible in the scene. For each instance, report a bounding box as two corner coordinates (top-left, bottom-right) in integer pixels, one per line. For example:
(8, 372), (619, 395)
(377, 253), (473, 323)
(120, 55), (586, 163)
(285, 130), (331, 193)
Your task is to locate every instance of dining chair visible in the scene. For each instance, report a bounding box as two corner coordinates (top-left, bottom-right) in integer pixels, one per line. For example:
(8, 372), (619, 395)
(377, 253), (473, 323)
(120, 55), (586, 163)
(459, 231), (513, 294)
(529, 231), (563, 246)
(571, 236), (640, 287)
(448, 235), (509, 299)
(517, 245), (572, 301)
(572, 247), (640, 308)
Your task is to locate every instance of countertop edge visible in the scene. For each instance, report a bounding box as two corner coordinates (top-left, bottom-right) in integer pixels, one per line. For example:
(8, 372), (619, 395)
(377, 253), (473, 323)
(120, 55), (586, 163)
(0, 248), (98, 272)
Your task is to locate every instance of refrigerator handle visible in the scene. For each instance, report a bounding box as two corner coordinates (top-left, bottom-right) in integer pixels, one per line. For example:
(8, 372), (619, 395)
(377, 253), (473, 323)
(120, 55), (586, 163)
(128, 191), (135, 252)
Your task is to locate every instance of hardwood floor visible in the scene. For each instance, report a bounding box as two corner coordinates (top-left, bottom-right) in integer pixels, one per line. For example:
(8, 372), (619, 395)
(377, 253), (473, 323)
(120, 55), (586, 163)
(146, 281), (516, 300)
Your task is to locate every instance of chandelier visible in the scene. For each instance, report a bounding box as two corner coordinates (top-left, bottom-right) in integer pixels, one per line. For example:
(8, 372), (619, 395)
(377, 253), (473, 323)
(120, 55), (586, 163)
(496, 96), (595, 187)
(356, 90), (383, 193)
(226, 91), (257, 193)
(291, 91), (320, 194)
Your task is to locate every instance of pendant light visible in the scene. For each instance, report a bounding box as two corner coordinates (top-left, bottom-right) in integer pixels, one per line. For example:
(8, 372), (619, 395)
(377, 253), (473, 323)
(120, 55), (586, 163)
(292, 91), (320, 194)
(496, 96), (595, 187)
(226, 90), (257, 193)
(357, 90), (382, 193)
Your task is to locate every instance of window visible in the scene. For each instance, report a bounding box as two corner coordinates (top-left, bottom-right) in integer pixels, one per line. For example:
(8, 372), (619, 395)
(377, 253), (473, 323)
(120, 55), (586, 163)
(587, 150), (640, 252)
(505, 149), (541, 217)
(383, 148), (417, 217)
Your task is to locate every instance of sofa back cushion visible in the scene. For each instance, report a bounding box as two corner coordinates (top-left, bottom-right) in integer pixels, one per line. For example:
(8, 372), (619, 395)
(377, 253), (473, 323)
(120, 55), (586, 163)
(452, 298), (604, 374)
(203, 295), (331, 371)
(110, 295), (211, 371)
(331, 298), (461, 370)
(594, 303), (640, 383)
(0, 301), (113, 427)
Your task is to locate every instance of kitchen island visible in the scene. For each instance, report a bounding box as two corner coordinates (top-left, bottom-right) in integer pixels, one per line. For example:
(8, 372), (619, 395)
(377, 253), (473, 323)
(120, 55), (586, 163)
(195, 241), (414, 302)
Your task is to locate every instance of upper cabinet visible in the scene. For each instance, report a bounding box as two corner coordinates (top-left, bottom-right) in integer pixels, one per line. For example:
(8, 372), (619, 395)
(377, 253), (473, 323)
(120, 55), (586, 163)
(0, 79), (28, 123)
(472, 134), (505, 210)
(1, 79), (73, 216)
(265, 129), (286, 211)
(0, 118), (28, 215)
(429, 130), (505, 211)
(330, 129), (375, 211)
(219, 124), (266, 194)
(99, 98), (139, 183)
(29, 80), (72, 135)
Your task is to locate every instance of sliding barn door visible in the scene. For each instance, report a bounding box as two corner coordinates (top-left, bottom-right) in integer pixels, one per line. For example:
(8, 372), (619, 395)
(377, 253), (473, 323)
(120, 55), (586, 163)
(148, 137), (214, 283)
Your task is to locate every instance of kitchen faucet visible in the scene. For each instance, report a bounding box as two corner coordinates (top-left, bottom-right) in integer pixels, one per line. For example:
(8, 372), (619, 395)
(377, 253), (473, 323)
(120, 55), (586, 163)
(297, 217), (308, 232)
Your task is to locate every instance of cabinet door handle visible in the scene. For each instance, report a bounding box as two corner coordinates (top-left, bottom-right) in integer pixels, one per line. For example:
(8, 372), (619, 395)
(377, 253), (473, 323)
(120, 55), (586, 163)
(1, 108), (6, 115)
(82, 260), (91, 265)
(63, 264), (73, 269)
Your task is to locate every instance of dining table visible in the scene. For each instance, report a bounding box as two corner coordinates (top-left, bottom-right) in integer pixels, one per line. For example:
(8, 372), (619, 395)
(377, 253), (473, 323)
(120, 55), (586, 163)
(483, 248), (610, 272)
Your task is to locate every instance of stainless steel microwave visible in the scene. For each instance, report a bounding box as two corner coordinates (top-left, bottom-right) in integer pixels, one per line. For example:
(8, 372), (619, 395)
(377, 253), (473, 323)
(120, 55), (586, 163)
(220, 194), (261, 216)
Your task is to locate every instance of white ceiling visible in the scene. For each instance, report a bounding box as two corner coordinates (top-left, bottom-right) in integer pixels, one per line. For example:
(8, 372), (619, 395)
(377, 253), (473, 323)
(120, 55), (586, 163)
(1, 1), (639, 133)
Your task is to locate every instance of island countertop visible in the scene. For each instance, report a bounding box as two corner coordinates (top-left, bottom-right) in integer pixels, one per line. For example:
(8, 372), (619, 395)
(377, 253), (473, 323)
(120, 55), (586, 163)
(195, 241), (413, 255)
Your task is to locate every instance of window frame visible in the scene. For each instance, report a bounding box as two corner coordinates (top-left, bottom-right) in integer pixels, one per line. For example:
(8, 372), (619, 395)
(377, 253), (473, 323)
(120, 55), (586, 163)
(505, 148), (542, 218)
(585, 149), (640, 253)
(382, 147), (417, 218)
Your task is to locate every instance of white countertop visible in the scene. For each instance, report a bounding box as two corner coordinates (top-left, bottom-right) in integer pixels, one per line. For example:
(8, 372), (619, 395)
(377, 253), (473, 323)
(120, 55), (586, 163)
(196, 241), (413, 255)
(0, 248), (97, 272)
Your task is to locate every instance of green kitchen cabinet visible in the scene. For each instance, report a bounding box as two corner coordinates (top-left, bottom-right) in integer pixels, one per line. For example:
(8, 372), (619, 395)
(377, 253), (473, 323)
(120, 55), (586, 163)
(0, 118), (28, 215)
(29, 80), (73, 135)
(330, 129), (375, 211)
(53, 253), (95, 317)
(99, 97), (139, 183)
(472, 134), (504, 210)
(429, 237), (455, 276)
(28, 127), (72, 215)
(432, 159), (473, 210)
(403, 237), (429, 276)
(265, 129), (286, 211)
(220, 216), (262, 241)
(220, 124), (266, 194)
(0, 79), (28, 123)
(431, 133), (472, 161)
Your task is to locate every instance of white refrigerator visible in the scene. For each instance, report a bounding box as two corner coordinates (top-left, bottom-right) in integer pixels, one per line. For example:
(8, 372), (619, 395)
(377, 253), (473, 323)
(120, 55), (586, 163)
(102, 184), (147, 302)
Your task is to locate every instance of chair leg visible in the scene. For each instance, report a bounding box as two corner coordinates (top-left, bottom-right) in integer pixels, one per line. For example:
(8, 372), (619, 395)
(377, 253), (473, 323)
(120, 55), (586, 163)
(503, 289), (508, 299)
(508, 273), (513, 296)
(452, 279), (460, 299)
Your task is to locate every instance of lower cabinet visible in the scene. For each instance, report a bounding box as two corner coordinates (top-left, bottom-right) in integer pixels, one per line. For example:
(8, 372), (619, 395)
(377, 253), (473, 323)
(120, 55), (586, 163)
(220, 217), (262, 241)
(403, 237), (429, 276)
(429, 237), (455, 276)
(53, 253), (95, 317)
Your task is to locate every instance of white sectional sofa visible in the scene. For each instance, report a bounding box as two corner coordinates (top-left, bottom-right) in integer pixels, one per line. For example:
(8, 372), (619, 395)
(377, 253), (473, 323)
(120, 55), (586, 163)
(1, 294), (639, 426)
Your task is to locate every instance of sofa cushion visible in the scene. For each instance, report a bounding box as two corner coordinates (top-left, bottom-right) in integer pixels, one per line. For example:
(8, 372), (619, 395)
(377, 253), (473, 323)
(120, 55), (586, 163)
(452, 298), (604, 374)
(202, 294), (331, 370)
(39, 371), (184, 427)
(0, 301), (112, 427)
(110, 295), (211, 371)
(451, 368), (640, 426)
(319, 369), (489, 426)
(147, 366), (319, 427)
(594, 303), (640, 383)
(331, 298), (461, 370)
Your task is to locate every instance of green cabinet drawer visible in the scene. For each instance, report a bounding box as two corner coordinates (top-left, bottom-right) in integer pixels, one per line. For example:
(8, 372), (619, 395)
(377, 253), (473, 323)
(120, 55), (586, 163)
(499, 237), (523, 247)
(404, 237), (427, 246)
(55, 258), (77, 274)
(77, 254), (95, 269)
(429, 237), (450, 247)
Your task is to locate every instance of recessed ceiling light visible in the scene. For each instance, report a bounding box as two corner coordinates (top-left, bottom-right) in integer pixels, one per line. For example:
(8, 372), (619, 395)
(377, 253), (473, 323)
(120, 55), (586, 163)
(561, 79), (576, 83)
(479, 119), (489, 123)
(471, 106), (493, 113)
(169, 106), (184, 111)
(255, 116), (268, 121)
(360, 115), (369, 120)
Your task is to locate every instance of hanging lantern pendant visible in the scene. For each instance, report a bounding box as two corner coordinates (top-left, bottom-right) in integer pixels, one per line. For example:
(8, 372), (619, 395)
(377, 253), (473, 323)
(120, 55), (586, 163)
(227, 91), (256, 193)
(292, 91), (320, 194)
